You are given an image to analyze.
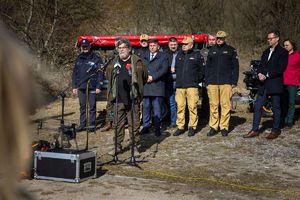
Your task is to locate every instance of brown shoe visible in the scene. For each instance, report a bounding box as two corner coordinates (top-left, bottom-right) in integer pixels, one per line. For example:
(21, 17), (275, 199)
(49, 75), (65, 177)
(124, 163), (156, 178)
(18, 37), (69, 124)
(243, 130), (259, 138)
(266, 132), (280, 140)
(100, 122), (112, 132)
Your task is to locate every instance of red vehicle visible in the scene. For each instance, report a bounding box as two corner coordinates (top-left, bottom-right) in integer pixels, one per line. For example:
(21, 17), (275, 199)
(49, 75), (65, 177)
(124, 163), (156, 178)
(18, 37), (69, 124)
(77, 33), (208, 50)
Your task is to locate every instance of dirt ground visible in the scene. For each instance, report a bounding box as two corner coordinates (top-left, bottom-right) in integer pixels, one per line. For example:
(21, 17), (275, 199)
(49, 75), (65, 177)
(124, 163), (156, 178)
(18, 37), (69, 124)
(23, 97), (300, 200)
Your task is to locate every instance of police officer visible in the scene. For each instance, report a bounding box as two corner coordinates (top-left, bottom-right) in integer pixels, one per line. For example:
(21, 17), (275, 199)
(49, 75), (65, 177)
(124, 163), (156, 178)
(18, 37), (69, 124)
(205, 31), (239, 137)
(72, 39), (103, 132)
(134, 34), (149, 58)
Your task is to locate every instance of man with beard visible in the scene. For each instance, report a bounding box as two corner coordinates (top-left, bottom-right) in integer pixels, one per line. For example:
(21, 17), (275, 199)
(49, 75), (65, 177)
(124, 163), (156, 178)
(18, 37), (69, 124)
(106, 38), (148, 154)
(72, 39), (103, 132)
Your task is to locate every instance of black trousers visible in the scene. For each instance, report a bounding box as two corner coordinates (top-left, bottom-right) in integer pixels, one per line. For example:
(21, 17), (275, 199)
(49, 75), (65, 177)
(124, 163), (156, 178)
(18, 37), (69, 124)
(78, 89), (96, 127)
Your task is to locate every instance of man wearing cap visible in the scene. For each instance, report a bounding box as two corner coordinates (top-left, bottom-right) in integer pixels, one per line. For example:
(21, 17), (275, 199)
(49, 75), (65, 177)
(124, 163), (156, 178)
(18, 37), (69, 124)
(72, 39), (103, 132)
(205, 31), (239, 137)
(134, 34), (149, 58)
(140, 38), (169, 136)
(173, 36), (205, 137)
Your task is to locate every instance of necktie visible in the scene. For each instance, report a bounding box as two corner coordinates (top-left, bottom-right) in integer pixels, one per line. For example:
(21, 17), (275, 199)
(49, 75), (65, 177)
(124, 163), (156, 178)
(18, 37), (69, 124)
(150, 53), (154, 61)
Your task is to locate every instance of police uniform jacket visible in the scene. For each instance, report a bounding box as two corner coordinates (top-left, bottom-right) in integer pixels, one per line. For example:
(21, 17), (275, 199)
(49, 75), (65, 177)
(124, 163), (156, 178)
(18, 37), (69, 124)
(72, 51), (103, 90)
(205, 43), (239, 85)
(257, 44), (288, 94)
(142, 51), (169, 97)
(175, 49), (204, 88)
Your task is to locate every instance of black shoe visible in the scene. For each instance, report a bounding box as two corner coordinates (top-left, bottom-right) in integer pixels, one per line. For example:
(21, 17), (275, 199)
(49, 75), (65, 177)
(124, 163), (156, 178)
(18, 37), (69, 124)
(207, 128), (218, 136)
(76, 126), (86, 132)
(221, 129), (229, 137)
(188, 128), (196, 137)
(140, 127), (150, 135)
(155, 129), (161, 137)
(285, 123), (293, 128)
(173, 128), (185, 136)
(88, 125), (96, 132)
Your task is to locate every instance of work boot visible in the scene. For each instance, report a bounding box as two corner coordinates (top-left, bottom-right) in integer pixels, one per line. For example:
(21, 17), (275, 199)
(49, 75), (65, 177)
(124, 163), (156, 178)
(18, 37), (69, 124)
(100, 121), (112, 132)
(221, 129), (229, 137)
(155, 129), (162, 137)
(76, 126), (86, 132)
(173, 128), (185, 136)
(140, 127), (150, 135)
(188, 128), (196, 137)
(207, 128), (218, 137)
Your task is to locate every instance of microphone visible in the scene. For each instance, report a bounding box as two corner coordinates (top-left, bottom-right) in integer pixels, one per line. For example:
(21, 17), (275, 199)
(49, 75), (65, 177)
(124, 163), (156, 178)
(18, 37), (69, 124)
(114, 62), (121, 69)
(113, 62), (121, 75)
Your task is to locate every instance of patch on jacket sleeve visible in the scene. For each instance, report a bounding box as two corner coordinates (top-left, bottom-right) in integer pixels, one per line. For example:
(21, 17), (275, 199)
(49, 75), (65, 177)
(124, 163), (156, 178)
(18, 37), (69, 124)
(212, 51), (217, 54)
(223, 51), (228, 54)
(189, 57), (195, 60)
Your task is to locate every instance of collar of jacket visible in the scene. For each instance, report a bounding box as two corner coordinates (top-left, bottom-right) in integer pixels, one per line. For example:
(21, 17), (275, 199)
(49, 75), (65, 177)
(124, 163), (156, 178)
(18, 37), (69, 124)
(165, 48), (179, 55)
(183, 49), (194, 54)
(216, 42), (226, 48)
(79, 51), (93, 59)
(145, 51), (162, 61)
(268, 43), (282, 52)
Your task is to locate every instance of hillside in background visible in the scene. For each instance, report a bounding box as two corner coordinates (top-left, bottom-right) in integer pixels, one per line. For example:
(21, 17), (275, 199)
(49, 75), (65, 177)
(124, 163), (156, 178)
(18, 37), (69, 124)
(1, 0), (299, 95)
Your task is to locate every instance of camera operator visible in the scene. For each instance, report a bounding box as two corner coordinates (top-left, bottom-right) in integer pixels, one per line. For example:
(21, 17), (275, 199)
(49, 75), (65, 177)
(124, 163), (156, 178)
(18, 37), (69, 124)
(243, 30), (288, 139)
(72, 39), (103, 132)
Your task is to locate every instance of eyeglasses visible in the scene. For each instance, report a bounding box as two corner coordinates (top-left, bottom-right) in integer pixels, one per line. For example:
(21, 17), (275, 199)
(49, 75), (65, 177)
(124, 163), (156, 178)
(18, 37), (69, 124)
(118, 46), (128, 50)
(267, 37), (277, 41)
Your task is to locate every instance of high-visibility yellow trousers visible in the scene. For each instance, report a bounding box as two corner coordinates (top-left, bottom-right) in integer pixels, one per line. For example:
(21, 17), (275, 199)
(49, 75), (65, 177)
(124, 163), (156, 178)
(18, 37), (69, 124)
(207, 84), (232, 130)
(175, 88), (199, 130)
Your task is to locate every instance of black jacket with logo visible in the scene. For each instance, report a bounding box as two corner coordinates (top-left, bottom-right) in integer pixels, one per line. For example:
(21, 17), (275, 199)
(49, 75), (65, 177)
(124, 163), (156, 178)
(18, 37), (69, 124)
(175, 49), (204, 88)
(205, 43), (239, 85)
(72, 51), (103, 90)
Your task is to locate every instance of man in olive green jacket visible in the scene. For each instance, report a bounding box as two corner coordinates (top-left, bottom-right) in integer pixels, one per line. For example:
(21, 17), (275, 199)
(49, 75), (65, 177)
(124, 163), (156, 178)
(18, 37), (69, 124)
(106, 38), (148, 154)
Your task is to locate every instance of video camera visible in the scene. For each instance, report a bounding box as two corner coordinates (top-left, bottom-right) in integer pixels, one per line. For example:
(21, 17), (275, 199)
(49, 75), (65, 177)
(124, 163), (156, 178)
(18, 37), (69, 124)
(243, 60), (260, 89)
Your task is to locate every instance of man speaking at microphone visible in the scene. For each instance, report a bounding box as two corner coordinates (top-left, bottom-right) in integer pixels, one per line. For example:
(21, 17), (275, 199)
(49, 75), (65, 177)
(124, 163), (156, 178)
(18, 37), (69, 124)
(106, 38), (148, 154)
(72, 39), (103, 132)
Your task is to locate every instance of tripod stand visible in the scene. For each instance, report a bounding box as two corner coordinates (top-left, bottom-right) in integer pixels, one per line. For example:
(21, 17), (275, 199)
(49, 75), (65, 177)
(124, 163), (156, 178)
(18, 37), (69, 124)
(57, 91), (78, 150)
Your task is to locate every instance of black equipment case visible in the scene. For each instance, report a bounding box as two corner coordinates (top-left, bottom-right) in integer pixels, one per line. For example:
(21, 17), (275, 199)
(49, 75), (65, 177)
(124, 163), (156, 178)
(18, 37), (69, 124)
(34, 149), (97, 183)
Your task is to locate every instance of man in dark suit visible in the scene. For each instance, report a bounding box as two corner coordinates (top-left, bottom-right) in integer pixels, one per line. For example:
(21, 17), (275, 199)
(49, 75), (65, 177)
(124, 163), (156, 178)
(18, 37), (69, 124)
(243, 30), (288, 139)
(140, 38), (169, 136)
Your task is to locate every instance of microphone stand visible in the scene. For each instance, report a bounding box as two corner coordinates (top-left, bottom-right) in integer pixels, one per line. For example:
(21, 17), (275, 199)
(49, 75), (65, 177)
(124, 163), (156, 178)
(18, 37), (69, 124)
(112, 65), (120, 163)
(129, 83), (137, 165)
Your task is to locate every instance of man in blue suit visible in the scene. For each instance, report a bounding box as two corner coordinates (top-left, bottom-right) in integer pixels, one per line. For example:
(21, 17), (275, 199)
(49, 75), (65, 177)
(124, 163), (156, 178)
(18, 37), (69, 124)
(141, 39), (169, 136)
